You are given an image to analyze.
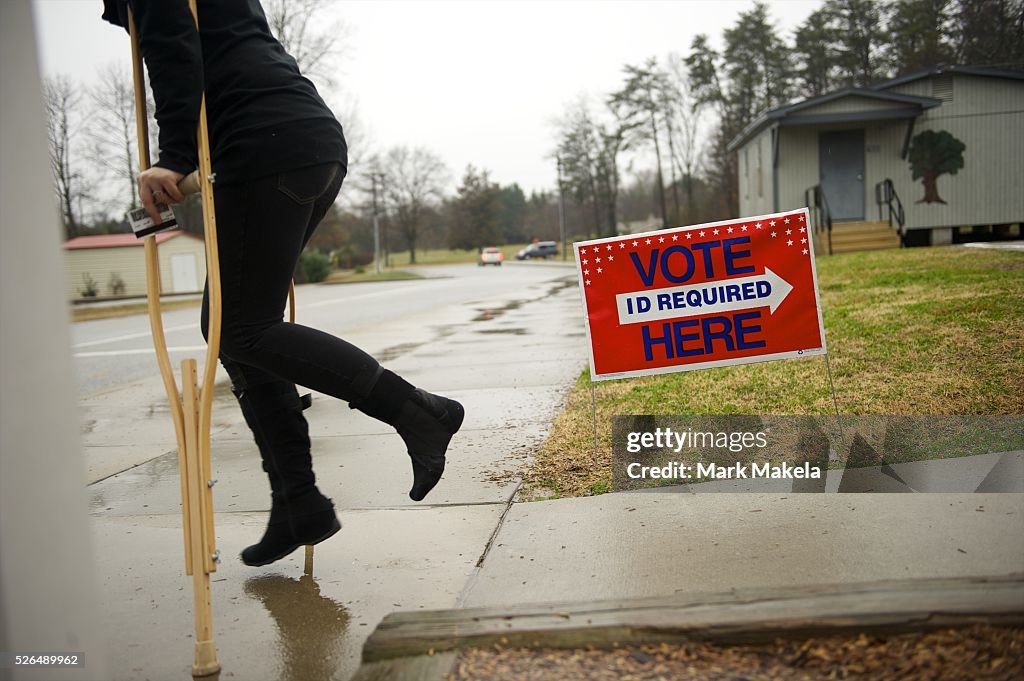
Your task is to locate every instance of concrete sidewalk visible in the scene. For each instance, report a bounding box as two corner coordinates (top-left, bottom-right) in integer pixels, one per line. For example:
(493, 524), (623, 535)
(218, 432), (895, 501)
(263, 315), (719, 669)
(85, 270), (586, 681)
(459, 492), (1024, 610)
(82, 261), (1024, 681)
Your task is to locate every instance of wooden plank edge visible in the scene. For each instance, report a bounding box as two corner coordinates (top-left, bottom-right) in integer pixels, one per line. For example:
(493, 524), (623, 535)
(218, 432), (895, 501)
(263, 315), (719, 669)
(363, 575), (1024, 663)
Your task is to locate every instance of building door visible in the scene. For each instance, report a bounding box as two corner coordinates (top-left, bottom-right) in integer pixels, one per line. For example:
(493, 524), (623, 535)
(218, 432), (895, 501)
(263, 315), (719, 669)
(170, 253), (198, 293)
(819, 129), (865, 221)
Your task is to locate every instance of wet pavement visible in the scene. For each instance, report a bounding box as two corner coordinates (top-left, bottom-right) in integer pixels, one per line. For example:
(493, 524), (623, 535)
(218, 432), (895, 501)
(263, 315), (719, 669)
(83, 261), (586, 681)
(80, 259), (1024, 681)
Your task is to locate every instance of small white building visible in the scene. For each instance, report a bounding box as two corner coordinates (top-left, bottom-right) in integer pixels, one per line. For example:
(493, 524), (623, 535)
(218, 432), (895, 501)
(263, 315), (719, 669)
(63, 231), (207, 301)
(729, 66), (1024, 252)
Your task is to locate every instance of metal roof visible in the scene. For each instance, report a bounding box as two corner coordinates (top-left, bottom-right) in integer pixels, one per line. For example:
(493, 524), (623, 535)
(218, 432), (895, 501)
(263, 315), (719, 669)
(63, 230), (197, 250)
(727, 65), (1024, 152)
(871, 64), (1024, 91)
(727, 88), (940, 151)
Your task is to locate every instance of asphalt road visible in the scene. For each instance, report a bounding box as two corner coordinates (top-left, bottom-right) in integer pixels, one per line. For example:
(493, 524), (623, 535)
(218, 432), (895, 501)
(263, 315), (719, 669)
(71, 260), (577, 398)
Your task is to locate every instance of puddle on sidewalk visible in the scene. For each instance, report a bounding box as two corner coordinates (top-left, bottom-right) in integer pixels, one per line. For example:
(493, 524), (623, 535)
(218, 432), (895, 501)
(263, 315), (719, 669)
(470, 275), (576, 323)
(475, 328), (529, 336)
(472, 299), (523, 322)
(377, 341), (426, 362)
(243, 573), (350, 681)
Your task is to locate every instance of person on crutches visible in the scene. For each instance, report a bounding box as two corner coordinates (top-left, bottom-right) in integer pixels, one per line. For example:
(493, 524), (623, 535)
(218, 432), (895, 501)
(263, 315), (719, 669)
(101, 0), (464, 567)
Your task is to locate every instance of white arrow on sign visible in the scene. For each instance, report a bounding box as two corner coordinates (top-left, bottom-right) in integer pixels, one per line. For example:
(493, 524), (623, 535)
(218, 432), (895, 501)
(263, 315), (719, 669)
(615, 268), (794, 326)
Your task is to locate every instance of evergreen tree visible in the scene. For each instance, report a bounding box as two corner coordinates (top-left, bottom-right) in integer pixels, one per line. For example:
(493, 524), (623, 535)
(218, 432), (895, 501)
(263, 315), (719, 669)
(951, 0), (1024, 69)
(825, 0), (889, 86)
(794, 8), (838, 96)
(448, 166), (501, 250)
(885, 0), (956, 75)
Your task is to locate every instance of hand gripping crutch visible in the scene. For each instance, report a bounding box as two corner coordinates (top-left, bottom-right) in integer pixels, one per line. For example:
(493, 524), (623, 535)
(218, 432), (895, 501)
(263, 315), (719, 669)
(128, 2), (221, 676)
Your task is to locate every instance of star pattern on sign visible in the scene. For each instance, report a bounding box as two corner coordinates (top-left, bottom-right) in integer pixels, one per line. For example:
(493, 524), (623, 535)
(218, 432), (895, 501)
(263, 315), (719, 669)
(713, 228), (720, 235)
(645, 238), (652, 245)
(755, 222), (763, 229)
(801, 238), (807, 244)
(800, 227), (806, 233)
(771, 231), (777, 238)
(787, 239), (794, 246)
(659, 236), (665, 243)
(769, 220), (776, 227)
(672, 234), (678, 241)
(686, 233), (692, 240)
(699, 231), (706, 237)
(802, 248), (809, 254)
(579, 236), (631, 284)
(784, 218), (790, 224)
(786, 229), (792, 235)
(727, 227), (734, 234)
(632, 240), (638, 247)
(741, 225), (748, 231)
(799, 215), (805, 222)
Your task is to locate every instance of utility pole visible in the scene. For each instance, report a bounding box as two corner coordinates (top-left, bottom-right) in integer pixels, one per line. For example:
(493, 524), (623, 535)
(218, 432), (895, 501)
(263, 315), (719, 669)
(371, 173), (381, 274)
(557, 156), (567, 261)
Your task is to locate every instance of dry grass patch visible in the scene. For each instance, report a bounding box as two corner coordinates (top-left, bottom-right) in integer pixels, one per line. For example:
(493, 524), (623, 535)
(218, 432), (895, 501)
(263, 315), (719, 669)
(70, 297), (201, 322)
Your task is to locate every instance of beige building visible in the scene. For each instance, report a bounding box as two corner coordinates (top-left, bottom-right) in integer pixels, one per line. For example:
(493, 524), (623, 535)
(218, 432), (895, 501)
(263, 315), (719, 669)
(729, 66), (1024, 252)
(63, 231), (207, 301)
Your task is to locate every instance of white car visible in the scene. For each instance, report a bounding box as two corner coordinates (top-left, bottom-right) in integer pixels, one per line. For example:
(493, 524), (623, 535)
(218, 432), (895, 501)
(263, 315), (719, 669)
(478, 247), (504, 266)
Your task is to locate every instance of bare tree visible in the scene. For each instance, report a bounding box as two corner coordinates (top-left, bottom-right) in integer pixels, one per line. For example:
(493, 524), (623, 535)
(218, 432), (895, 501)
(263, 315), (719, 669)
(88, 63), (138, 213)
(663, 53), (705, 225)
(380, 146), (449, 264)
(263, 0), (349, 89)
(609, 59), (671, 228)
(44, 75), (90, 238)
(555, 98), (632, 239)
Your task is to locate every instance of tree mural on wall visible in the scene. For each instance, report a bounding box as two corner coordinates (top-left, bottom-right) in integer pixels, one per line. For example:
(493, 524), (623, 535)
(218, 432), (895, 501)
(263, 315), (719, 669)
(907, 129), (966, 204)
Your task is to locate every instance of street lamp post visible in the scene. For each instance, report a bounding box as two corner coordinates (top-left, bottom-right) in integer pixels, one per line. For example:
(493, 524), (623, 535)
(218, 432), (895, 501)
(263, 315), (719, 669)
(371, 173), (382, 274)
(557, 156), (567, 261)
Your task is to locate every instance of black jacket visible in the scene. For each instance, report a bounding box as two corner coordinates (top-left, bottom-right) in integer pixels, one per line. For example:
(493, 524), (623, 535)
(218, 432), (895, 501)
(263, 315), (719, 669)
(102, 0), (346, 185)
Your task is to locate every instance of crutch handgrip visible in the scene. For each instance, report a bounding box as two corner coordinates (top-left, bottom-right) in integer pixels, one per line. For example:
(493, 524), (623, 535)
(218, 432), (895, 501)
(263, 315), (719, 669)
(178, 170), (201, 196)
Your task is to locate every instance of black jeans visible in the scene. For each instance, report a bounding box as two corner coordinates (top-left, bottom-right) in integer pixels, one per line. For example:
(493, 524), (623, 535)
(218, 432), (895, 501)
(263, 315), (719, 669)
(200, 162), (381, 399)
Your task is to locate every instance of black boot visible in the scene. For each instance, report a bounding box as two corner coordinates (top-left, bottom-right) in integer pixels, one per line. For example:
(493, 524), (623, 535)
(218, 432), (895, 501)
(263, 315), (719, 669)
(233, 381), (341, 566)
(240, 489), (341, 567)
(350, 369), (465, 501)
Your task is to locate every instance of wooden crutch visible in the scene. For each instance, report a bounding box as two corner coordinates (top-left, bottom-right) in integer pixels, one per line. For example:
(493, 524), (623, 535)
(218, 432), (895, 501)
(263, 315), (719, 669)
(129, 2), (316, 673)
(128, 2), (220, 676)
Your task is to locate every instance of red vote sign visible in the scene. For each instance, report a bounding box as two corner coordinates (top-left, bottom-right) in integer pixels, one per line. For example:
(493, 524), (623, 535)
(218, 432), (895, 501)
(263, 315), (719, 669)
(575, 208), (826, 381)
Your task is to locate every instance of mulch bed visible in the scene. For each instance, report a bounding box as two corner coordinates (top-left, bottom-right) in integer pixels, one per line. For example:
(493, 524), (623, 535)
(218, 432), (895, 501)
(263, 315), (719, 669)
(448, 624), (1024, 680)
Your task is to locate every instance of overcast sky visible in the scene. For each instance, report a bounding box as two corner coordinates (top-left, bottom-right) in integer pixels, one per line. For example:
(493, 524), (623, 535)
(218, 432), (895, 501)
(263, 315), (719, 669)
(32, 0), (821, 196)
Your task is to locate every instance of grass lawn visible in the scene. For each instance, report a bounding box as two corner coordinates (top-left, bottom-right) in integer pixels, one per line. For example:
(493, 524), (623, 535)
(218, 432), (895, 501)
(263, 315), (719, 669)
(524, 246), (1024, 499)
(383, 243), (533, 267)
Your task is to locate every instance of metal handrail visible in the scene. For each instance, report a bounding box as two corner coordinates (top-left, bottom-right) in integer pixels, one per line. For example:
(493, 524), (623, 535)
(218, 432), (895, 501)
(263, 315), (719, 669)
(804, 184), (833, 255)
(874, 178), (905, 245)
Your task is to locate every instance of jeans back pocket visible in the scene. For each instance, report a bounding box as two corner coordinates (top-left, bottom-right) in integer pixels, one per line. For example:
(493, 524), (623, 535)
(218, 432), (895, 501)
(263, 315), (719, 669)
(277, 163), (341, 205)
